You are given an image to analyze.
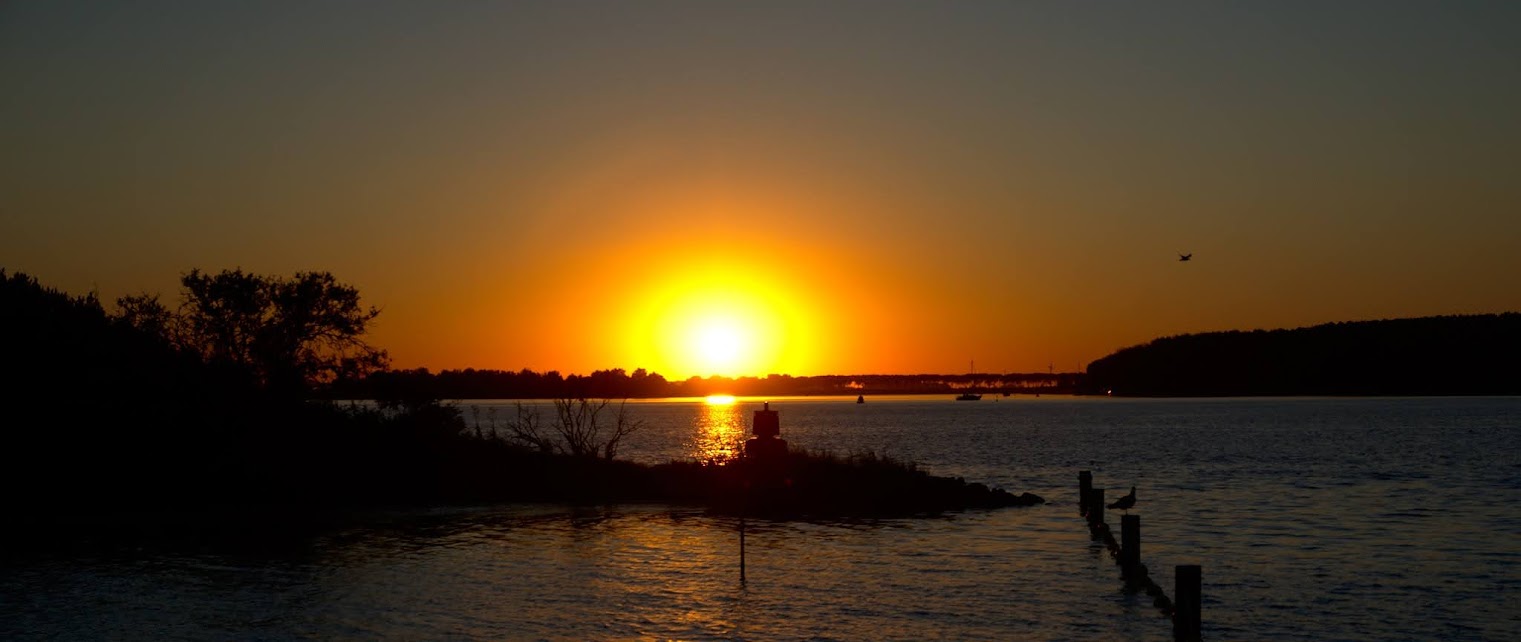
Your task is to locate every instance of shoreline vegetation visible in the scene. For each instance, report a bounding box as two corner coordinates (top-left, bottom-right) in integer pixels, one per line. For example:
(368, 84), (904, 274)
(1084, 314), (1521, 397)
(336, 369), (1084, 400)
(332, 315), (1521, 401)
(1, 268), (1041, 536)
(4, 267), (1514, 535)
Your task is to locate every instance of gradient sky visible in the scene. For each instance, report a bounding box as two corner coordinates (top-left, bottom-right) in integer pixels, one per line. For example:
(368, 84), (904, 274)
(4, 2), (1519, 379)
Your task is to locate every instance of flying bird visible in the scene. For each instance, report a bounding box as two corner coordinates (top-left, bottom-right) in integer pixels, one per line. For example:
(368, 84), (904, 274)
(1178, 253), (1192, 262)
(1107, 486), (1136, 513)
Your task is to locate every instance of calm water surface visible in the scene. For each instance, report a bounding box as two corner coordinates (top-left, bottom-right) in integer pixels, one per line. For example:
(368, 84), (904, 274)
(4, 396), (1519, 640)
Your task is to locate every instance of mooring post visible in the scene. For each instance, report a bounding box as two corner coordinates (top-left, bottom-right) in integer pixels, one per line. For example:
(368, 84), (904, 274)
(1174, 564), (1201, 641)
(1078, 470), (1093, 515)
(1089, 488), (1105, 526)
(1120, 514), (1140, 576)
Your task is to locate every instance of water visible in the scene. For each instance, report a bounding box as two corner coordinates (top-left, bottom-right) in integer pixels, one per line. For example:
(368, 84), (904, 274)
(5, 396), (1519, 640)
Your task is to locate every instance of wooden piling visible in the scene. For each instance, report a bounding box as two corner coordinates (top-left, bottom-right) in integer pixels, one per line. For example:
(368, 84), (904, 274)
(1120, 514), (1140, 574)
(1075, 471), (1178, 622)
(1078, 470), (1093, 515)
(1174, 564), (1201, 641)
(1119, 514), (1143, 584)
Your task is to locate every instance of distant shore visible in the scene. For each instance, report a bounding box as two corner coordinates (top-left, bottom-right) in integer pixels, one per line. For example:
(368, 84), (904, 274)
(333, 314), (1519, 401)
(1085, 313), (1520, 397)
(333, 368), (1083, 401)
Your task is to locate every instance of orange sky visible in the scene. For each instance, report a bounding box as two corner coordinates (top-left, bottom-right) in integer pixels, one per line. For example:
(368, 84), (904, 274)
(3, 3), (1519, 378)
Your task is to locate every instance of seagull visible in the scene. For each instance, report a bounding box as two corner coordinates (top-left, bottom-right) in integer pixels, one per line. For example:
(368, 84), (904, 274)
(1178, 253), (1192, 262)
(1107, 486), (1136, 513)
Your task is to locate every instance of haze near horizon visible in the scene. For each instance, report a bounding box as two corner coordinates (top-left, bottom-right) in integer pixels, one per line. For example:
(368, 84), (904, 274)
(3, 2), (1518, 379)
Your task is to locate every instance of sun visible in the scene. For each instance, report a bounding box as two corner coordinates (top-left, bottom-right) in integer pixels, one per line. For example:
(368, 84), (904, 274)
(613, 250), (839, 379)
(626, 272), (799, 378)
(666, 301), (774, 377)
(695, 320), (746, 370)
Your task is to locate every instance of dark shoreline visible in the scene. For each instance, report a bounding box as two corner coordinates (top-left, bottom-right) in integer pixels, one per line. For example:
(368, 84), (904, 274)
(6, 445), (1044, 555)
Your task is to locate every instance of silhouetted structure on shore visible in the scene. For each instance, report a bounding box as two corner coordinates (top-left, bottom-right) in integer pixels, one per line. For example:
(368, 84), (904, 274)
(743, 402), (788, 462)
(740, 402), (791, 514)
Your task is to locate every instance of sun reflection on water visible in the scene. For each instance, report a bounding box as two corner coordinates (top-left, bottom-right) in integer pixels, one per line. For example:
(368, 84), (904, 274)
(690, 398), (747, 463)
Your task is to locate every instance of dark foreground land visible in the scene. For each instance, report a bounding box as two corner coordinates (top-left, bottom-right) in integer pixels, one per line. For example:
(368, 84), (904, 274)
(0, 269), (1039, 545)
(9, 442), (1044, 554)
(473, 446), (1044, 517)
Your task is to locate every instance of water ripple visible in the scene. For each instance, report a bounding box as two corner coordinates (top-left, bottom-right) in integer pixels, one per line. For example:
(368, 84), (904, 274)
(6, 397), (1521, 640)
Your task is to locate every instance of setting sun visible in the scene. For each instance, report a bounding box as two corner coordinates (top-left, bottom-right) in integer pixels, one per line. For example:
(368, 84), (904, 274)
(614, 254), (825, 379)
(651, 286), (787, 377)
(694, 319), (747, 372)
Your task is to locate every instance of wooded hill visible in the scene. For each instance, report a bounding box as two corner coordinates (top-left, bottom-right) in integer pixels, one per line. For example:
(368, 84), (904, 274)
(1084, 314), (1521, 396)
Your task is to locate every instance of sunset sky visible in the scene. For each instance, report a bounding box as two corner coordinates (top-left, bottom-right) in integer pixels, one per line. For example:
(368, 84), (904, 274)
(4, 2), (1518, 379)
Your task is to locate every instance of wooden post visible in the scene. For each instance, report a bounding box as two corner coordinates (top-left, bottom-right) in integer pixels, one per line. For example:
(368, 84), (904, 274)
(1174, 564), (1201, 641)
(1120, 515), (1140, 574)
(1078, 470), (1093, 515)
(1089, 488), (1105, 526)
(739, 514), (747, 584)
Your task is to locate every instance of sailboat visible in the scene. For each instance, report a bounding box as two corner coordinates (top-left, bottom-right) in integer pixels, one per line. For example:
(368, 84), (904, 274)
(956, 360), (982, 401)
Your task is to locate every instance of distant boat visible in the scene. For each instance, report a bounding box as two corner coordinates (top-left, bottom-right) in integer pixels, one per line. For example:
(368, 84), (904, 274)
(856, 394), (865, 404)
(957, 359), (982, 400)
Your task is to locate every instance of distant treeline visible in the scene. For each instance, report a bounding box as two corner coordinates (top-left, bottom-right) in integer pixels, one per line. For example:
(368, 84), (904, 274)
(1084, 314), (1521, 396)
(332, 368), (1083, 401)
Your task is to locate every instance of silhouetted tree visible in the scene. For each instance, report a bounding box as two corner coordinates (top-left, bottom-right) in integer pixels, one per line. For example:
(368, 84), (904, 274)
(118, 269), (388, 395)
(503, 398), (644, 459)
(501, 401), (557, 454)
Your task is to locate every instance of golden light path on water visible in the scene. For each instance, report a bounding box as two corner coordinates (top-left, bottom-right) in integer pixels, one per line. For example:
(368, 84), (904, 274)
(690, 395), (745, 463)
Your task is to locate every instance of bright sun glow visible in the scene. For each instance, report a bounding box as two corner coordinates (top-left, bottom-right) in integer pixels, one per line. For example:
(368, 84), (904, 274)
(704, 394), (736, 405)
(623, 262), (809, 379)
(696, 321), (744, 366)
(667, 302), (773, 376)
(687, 312), (759, 375)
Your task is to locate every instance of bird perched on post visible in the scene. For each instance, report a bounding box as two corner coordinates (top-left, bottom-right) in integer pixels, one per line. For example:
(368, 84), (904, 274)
(1108, 486), (1136, 513)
